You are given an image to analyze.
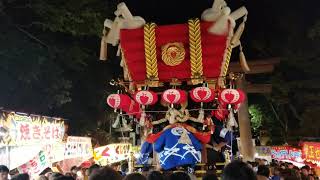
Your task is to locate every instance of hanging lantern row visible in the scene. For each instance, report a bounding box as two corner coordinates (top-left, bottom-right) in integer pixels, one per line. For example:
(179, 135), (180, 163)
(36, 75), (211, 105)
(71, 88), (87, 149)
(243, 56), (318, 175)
(106, 88), (246, 112)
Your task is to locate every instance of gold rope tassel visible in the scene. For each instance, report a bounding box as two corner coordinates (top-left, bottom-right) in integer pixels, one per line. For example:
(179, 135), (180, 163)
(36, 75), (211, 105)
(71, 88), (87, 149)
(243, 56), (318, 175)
(144, 23), (159, 87)
(239, 44), (250, 72)
(188, 18), (203, 85)
(222, 45), (232, 77)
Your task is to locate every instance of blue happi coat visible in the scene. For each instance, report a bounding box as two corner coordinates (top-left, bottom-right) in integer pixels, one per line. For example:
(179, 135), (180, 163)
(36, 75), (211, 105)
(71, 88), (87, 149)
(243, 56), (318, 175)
(154, 126), (202, 170)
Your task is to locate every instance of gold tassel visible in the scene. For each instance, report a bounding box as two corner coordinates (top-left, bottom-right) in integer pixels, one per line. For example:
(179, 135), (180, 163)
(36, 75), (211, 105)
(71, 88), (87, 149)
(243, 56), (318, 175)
(99, 36), (108, 61)
(231, 21), (245, 47)
(239, 44), (250, 72)
(99, 28), (108, 61)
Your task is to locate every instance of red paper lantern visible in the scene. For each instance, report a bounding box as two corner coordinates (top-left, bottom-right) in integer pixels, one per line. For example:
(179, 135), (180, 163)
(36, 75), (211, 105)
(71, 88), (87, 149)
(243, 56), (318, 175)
(106, 94), (131, 110)
(235, 89), (246, 104)
(190, 87), (215, 103)
(134, 90), (158, 106)
(219, 89), (245, 105)
(123, 100), (141, 118)
(162, 89), (187, 104)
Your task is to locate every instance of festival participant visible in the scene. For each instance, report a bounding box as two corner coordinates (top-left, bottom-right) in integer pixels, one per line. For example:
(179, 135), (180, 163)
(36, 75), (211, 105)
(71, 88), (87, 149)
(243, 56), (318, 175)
(87, 165), (100, 177)
(168, 172), (190, 180)
(11, 173), (30, 180)
(257, 165), (270, 180)
(123, 173), (146, 180)
(301, 166), (310, 180)
(147, 171), (164, 180)
(0, 165), (9, 180)
(89, 167), (122, 180)
(222, 161), (257, 180)
(202, 173), (218, 180)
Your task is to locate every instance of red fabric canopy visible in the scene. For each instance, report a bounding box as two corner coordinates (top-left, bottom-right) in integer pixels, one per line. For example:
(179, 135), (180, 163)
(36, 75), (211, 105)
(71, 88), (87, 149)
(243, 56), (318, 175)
(120, 21), (228, 83)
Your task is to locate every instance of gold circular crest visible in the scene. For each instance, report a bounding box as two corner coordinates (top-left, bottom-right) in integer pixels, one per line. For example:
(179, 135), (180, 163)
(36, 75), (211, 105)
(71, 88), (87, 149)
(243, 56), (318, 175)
(161, 42), (185, 66)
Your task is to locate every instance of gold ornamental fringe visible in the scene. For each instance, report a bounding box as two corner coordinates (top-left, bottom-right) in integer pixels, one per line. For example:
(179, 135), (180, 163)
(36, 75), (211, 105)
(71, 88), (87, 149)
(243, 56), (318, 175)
(222, 45), (232, 77)
(144, 23), (159, 87)
(188, 18), (203, 85)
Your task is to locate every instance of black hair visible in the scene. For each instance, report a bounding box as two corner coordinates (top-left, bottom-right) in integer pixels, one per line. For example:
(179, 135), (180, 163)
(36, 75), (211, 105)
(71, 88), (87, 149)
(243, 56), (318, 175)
(147, 171), (164, 180)
(222, 161), (257, 180)
(0, 165), (9, 173)
(88, 164), (100, 176)
(202, 173), (218, 180)
(11, 173), (30, 180)
(123, 173), (146, 180)
(257, 165), (270, 178)
(168, 172), (190, 180)
(89, 167), (122, 180)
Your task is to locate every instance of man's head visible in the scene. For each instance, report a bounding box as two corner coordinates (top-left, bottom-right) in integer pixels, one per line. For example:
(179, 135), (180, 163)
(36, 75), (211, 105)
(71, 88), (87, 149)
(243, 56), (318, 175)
(301, 165), (310, 176)
(257, 165), (270, 178)
(0, 165), (9, 180)
(222, 161), (256, 180)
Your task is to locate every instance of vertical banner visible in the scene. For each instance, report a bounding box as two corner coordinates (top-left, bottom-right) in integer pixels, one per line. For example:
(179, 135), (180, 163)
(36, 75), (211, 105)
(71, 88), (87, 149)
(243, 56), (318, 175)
(64, 136), (93, 159)
(17, 150), (49, 177)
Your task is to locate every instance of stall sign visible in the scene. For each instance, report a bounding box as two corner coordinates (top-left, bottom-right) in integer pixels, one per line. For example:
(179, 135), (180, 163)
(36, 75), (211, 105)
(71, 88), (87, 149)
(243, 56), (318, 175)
(43, 143), (65, 163)
(0, 145), (44, 170)
(17, 150), (49, 177)
(94, 143), (131, 165)
(271, 146), (303, 163)
(64, 136), (93, 159)
(0, 111), (65, 147)
(302, 142), (320, 167)
(255, 146), (271, 157)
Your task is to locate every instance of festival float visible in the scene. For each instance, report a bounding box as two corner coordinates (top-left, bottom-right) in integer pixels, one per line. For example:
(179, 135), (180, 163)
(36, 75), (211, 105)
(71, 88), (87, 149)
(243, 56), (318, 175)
(102, 0), (250, 176)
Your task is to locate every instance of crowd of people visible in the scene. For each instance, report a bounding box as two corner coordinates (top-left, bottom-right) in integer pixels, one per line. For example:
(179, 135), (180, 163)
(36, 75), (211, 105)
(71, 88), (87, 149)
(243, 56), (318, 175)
(0, 160), (318, 180)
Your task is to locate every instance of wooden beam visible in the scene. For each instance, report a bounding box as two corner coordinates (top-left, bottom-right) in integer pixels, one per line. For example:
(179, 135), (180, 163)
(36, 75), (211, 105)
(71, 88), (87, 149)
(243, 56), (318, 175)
(229, 57), (280, 74)
(247, 84), (272, 93)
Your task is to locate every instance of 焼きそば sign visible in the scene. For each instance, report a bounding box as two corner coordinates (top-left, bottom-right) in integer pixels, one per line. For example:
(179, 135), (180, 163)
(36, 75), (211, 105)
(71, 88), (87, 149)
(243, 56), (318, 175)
(271, 146), (303, 163)
(64, 136), (93, 159)
(303, 142), (320, 167)
(17, 150), (49, 177)
(0, 111), (65, 147)
(94, 143), (131, 165)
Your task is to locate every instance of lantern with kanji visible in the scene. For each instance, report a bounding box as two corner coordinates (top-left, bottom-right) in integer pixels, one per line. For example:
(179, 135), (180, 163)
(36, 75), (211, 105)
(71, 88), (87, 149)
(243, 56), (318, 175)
(190, 87), (215, 103)
(134, 90), (158, 106)
(106, 94), (131, 111)
(161, 89), (187, 105)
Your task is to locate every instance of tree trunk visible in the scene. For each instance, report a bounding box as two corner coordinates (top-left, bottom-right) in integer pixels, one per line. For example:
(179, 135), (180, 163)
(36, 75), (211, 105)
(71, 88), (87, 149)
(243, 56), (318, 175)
(236, 75), (255, 161)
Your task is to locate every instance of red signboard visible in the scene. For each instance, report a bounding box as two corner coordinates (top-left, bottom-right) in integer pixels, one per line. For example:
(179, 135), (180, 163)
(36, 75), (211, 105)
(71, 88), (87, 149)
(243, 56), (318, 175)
(302, 142), (320, 167)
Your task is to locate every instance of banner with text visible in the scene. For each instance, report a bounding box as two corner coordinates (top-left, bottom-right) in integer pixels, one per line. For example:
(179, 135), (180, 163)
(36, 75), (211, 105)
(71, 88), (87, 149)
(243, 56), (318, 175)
(0, 111), (65, 147)
(64, 136), (93, 159)
(17, 150), (49, 177)
(94, 143), (131, 165)
(302, 142), (320, 167)
(271, 146), (303, 163)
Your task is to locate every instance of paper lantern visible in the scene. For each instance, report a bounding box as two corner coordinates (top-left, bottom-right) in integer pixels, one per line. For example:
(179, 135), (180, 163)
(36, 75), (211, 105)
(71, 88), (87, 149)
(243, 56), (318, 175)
(123, 100), (141, 118)
(162, 89), (187, 104)
(190, 87), (215, 103)
(134, 90), (158, 106)
(106, 94), (131, 110)
(235, 89), (246, 104)
(218, 88), (245, 105)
